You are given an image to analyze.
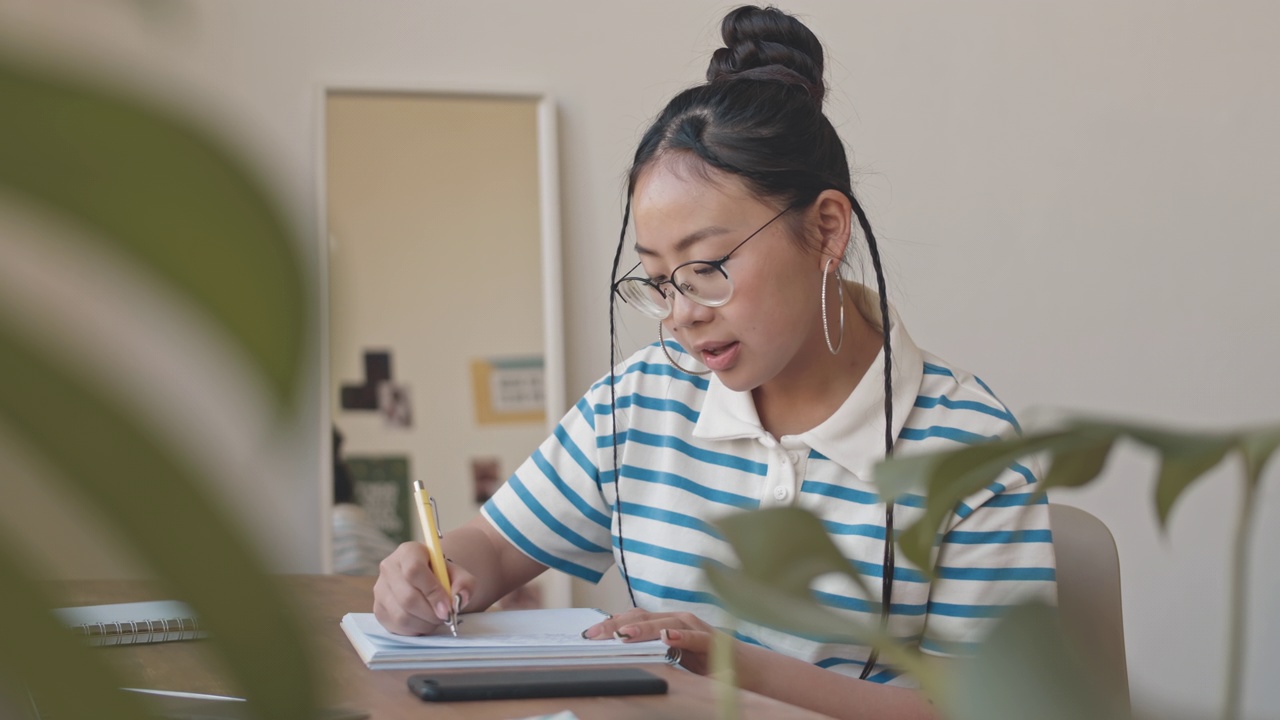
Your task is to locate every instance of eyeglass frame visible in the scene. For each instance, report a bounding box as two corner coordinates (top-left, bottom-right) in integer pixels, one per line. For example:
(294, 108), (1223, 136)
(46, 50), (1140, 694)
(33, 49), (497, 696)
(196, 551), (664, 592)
(611, 203), (795, 320)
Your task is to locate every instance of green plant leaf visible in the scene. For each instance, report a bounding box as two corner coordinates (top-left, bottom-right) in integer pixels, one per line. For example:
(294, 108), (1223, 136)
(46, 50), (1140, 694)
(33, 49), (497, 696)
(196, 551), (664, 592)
(0, 538), (151, 719)
(1119, 421), (1227, 455)
(1090, 419), (1238, 527)
(0, 53), (307, 407)
(707, 508), (940, 693)
(869, 452), (946, 505)
(878, 432), (1072, 575)
(710, 622), (738, 720)
(1152, 437), (1233, 528)
(1239, 424), (1280, 488)
(704, 563), (879, 647)
(715, 416), (1278, 720)
(946, 601), (1125, 720)
(705, 511), (888, 673)
(715, 506), (876, 599)
(876, 434), (1055, 503)
(1041, 432), (1115, 491)
(0, 281), (315, 720)
(704, 563), (942, 690)
(0, 50), (315, 719)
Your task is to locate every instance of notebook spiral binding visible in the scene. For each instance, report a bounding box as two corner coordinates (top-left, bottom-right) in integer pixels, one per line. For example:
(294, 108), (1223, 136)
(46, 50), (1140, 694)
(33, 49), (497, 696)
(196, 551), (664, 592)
(71, 616), (203, 646)
(664, 646), (682, 666)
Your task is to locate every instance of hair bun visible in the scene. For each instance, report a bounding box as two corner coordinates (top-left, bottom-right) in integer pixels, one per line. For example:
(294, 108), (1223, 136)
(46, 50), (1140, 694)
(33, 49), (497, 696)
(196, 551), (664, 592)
(706, 5), (826, 104)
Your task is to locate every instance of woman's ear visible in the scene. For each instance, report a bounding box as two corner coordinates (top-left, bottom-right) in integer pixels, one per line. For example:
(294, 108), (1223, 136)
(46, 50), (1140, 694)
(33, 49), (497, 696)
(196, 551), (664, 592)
(812, 189), (853, 262)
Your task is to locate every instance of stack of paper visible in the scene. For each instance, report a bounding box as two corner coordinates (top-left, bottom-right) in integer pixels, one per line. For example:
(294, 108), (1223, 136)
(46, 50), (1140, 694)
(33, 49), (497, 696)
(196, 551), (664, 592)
(339, 608), (674, 670)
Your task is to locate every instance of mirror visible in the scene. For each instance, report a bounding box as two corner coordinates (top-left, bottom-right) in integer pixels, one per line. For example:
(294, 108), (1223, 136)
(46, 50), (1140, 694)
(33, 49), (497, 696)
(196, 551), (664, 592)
(321, 90), (565, 604)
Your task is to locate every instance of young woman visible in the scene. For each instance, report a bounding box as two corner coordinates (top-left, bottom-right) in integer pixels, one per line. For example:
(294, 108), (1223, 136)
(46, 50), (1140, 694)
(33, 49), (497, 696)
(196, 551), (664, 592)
(374, 6), (1055, 718)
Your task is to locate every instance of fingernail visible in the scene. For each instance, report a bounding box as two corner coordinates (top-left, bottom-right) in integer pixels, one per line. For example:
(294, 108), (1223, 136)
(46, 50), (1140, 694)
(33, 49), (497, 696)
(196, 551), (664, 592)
(581, 625), (600, 639)
(659, 628), (670, 642)
(613, 630), (632, 641)
(435, 601), (449, 620)
(666, 628), (682, 641)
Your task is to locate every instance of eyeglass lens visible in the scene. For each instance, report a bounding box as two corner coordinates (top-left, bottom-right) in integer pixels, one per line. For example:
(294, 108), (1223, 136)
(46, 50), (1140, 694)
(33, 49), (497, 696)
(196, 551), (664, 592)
(616, 263), (732, 319)
(615, 203), (794, 320)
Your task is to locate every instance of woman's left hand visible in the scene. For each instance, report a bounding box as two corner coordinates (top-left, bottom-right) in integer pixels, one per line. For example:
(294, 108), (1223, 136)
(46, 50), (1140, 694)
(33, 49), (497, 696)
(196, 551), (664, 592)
(580, 608), (726, 676)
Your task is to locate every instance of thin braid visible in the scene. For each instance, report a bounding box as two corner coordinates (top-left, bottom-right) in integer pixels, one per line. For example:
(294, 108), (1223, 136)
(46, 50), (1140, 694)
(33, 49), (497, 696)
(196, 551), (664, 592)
(850, 193), (896, 680)
(850, 196), (893, 455)
(609, 194), (639, 608)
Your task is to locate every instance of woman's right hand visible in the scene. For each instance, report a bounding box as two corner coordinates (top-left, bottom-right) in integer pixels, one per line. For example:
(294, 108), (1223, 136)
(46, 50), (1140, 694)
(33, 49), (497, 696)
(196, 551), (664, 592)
(372, 541), (475, 635)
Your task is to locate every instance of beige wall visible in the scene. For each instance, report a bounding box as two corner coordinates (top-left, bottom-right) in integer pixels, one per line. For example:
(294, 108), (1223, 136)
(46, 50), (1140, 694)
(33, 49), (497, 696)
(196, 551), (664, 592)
(2, 2), (1277, 717)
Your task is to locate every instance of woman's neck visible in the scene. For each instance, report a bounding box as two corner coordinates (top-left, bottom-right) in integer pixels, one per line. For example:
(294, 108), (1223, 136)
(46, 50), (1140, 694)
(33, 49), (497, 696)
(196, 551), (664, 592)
(751, 289), (883, 438)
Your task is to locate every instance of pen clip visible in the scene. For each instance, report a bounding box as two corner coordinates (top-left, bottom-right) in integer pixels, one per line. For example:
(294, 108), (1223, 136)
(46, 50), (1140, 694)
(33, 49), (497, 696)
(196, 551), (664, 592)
(427, 497), (444, 540)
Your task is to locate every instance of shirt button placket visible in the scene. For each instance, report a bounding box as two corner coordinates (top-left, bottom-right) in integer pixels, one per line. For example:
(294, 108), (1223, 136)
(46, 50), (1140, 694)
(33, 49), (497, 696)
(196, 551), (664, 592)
(759, 436), (799, 507)
(773, 447), (796, 504)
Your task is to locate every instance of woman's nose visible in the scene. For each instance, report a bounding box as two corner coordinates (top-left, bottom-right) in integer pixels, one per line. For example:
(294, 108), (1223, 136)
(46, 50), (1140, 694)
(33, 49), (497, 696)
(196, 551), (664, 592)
(668, 290), (712, 328)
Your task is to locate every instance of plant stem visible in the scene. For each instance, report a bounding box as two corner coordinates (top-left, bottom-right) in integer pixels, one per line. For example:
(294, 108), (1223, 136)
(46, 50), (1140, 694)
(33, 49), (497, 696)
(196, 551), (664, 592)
(712, 623), (739, 720)
(1223, 479), (1256, 720)
(876, 641), (946, 704)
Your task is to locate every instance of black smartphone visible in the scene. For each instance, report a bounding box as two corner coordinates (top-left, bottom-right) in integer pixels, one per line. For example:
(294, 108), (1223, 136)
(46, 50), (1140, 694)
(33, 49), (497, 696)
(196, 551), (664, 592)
(406, 666), (668, 702)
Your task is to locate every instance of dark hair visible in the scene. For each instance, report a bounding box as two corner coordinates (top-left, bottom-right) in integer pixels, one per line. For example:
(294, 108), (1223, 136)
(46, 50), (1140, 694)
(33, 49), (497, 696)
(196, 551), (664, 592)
(608, 4), (891, 420)
(631, 6), (844, 211)
(605, 6), (896, 675)
(333, 426), (355, 505)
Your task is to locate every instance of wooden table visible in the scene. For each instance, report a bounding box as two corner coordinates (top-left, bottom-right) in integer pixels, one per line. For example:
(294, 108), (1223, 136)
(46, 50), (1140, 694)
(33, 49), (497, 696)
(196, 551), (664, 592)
(56, 575), (833, 720)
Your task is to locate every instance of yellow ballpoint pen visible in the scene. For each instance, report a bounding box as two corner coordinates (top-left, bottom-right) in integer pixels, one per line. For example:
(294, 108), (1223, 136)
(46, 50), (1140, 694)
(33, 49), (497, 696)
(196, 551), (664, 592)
(412, 480), (458, 636)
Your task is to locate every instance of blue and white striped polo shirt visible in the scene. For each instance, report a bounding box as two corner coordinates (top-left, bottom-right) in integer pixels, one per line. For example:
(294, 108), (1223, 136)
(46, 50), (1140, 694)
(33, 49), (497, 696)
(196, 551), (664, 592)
(482, 293), (1056, 686)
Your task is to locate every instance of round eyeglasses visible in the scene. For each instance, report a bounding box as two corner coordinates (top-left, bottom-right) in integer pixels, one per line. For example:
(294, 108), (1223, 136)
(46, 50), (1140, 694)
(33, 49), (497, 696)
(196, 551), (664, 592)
(612, 205), (792, 320)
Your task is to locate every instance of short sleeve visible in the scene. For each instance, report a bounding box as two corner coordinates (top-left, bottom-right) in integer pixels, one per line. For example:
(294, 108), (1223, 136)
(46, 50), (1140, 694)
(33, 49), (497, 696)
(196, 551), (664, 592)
(480, 394), (617, 583)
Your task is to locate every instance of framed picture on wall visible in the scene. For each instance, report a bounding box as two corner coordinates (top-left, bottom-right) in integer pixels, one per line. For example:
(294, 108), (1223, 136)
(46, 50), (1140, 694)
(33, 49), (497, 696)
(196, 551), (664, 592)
(346, 456), (412, 544)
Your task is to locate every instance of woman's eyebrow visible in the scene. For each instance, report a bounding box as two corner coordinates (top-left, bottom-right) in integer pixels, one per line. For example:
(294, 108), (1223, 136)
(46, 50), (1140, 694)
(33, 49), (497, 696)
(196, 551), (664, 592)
(633, 225), (732, 257)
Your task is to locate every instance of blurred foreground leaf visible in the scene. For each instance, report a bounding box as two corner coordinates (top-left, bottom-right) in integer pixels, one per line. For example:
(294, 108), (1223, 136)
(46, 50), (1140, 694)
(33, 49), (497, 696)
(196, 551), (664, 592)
(0, 325), (316, 720)
(706, 508), (940, 696)
(1239, 426), (1280, 486)
(711, 416), (1279, 720)
(0, 539), (151, 719)
(875, 418), (1280, 574)
(0, 51), (307, 407)
(875, 432), (1070, 576)
(946, 602), (1125, 720)
(874, 415), (1280, 720)
(0, 51), (315, 719)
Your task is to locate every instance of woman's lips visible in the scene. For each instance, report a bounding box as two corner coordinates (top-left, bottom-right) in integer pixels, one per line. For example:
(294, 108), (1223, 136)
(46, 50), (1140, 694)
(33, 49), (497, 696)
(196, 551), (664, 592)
(700, 341), (740, 372)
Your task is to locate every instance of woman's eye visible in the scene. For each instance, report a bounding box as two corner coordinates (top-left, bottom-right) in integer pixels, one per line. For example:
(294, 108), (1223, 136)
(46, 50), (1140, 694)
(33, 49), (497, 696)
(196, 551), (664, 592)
(692, 265), (718, 277)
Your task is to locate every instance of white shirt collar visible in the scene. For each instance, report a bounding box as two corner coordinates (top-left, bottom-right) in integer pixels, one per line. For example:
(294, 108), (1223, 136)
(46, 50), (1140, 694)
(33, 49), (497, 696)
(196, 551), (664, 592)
(693, 282), (924, 478)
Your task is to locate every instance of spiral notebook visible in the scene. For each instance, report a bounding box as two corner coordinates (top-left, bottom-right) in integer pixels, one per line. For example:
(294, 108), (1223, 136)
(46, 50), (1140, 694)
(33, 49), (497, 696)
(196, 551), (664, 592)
(53, 600), (204, 646)
(340, 608), (676, 670)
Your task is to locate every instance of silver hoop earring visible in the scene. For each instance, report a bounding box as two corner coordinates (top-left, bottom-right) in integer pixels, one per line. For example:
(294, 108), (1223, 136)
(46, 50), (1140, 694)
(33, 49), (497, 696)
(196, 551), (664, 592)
(821, 258), (845, 355)
(658, 322), (710, 376)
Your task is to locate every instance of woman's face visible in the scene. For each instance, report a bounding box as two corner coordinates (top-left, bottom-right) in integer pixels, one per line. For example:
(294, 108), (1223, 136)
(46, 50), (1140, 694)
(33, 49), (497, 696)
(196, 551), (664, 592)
(630, 158), (828, 393)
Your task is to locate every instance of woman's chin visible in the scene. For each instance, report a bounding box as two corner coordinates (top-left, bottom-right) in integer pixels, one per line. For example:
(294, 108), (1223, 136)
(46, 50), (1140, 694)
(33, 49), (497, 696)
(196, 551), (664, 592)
(710, 367), (764, 394)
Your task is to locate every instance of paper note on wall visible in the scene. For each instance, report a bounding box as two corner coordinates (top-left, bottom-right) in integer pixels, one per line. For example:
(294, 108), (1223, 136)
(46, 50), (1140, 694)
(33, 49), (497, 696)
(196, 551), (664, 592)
(470, 356), (545, 425)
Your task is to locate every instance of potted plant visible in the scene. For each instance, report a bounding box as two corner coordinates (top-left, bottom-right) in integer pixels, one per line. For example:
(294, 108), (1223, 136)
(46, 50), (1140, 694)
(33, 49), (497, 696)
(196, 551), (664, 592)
(707, 417), (1279, 720)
